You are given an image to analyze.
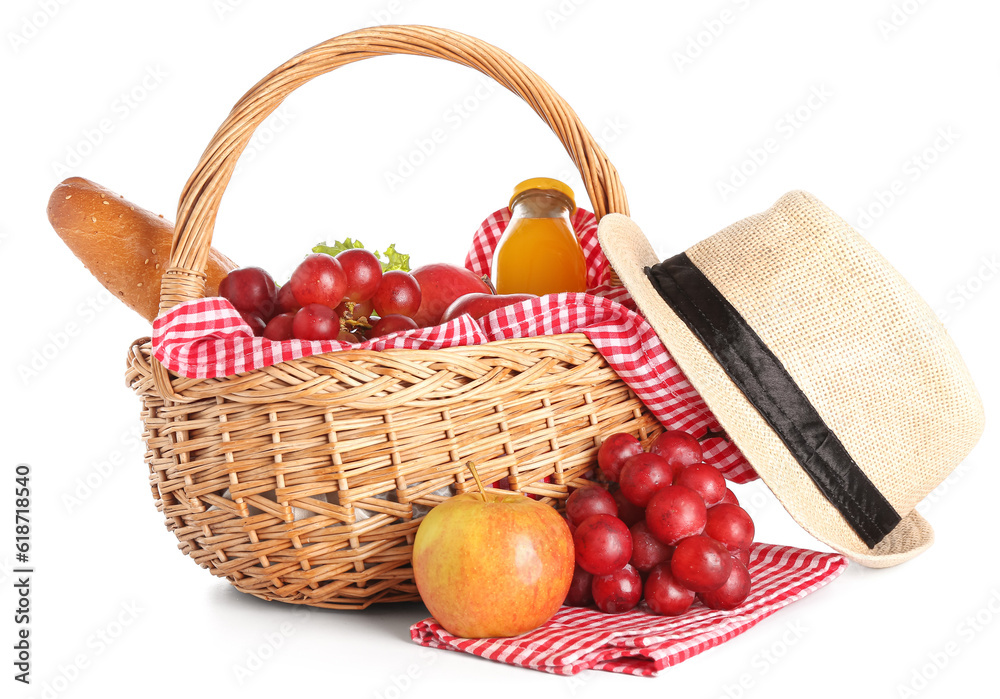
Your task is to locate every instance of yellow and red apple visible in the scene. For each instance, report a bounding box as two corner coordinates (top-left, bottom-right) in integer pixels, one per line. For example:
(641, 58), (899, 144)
(412, 489), (575, 638)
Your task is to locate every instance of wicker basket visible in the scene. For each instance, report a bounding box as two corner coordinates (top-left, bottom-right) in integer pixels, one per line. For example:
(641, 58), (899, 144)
(126, 25), (661, 609)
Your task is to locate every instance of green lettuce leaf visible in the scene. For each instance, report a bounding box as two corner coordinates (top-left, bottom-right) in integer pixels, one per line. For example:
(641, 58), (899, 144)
(312, 238), (411, 272)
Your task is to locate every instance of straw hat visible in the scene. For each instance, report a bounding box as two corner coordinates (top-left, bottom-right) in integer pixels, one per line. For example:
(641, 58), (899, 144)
(598, 191), (984, 567)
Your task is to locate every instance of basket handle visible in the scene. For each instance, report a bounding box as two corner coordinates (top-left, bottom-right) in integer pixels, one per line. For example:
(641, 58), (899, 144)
(159, 25), (629, 314)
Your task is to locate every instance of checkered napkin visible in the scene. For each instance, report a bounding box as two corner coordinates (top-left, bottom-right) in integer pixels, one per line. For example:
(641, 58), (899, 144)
(151, 207), (757, 482)
(410, 544), (848, 676)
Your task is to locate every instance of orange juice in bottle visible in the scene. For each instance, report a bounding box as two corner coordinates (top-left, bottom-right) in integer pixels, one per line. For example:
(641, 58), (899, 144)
(491, 178), (588, 296)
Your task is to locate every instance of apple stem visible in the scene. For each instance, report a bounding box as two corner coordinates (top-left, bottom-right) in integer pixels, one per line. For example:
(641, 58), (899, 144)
(466, 461), (488, 502)
(482, 275), (497, 295)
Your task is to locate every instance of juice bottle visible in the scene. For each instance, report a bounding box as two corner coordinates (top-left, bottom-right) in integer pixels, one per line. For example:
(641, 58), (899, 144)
(491, 177), (588, 296)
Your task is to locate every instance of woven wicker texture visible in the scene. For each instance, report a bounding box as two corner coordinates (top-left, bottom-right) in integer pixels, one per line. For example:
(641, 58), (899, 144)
(127, 26), (652, 608)
(127, 336), (660, 607)
(597, 192), (984, 567)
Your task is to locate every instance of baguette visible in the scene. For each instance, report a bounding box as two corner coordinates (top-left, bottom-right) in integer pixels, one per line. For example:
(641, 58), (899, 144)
(47, 177), (237, 322)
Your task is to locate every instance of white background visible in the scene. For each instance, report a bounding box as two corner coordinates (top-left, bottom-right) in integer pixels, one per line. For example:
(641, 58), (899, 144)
(2, 1), (998, 697)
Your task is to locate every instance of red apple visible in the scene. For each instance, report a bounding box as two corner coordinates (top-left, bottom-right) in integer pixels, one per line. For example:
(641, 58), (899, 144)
(410, 263), (492, 327)
(439, 292), (537, 324)
(412, 490), (575, 638)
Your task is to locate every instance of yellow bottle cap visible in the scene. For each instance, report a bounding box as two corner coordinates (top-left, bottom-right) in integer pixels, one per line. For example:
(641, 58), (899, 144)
(509, 177), (576, 210)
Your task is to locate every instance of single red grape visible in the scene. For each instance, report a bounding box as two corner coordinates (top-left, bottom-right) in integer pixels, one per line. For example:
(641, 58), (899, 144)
(353, 298), (375, 321)
(671, 535), (733, 592)
(649, 430), (703, 470)
(612, 486), (646, 527)
(292, 303), (341, 341)
(369, 314), (419, 338)
(336, 248), (383, 302)
(336, 298), (375, 323)
(734, 547), (751, 567)
(674, 462), (728, 506)
(704, 503), (755, 553)
(566, 485), (618, 526)
(645, 485), (707, 545)
(372, 270), (422, 318)
(597, 433), (643, 482)
(240, 310), (266, 336)
(220, 266), (277, 319)
(262, 312), (295, 341)
(619, 453), (673, 507)
(564, 564), (594, 607)
(337, 330), (360, 343)
(628, 521), (673, 572)
(591, 564), (642, 614)
(289, 253), (347, 308)
(563, 514), (577, 537)
(274, 283), (300, 315)
(698, 558), (751, 610)
(644, 562), (696, 616)
(717, 488), (739, 507)
(573, 514), (632, 576)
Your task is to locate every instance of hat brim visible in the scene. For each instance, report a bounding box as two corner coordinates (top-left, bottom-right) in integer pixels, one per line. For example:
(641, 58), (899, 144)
(597, 211), (933, 568)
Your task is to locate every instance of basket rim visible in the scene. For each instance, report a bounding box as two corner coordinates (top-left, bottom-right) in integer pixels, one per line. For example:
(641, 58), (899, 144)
(128, 331), (612, 406)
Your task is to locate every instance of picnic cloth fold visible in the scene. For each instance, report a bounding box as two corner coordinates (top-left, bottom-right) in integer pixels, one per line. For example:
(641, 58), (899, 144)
(410, 543), (848, 676)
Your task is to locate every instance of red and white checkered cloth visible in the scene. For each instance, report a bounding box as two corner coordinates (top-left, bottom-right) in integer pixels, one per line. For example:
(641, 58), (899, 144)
(151, 208), (757, 482)
(410, 543), (848, 676)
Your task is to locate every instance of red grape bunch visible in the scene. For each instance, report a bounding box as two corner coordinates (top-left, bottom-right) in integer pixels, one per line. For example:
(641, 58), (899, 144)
(564, 430), (755, 615)
(218, 247), (423, 343)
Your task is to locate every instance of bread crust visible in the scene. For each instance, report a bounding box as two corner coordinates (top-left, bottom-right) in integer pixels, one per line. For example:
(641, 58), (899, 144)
(47, 177), (237, 322)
